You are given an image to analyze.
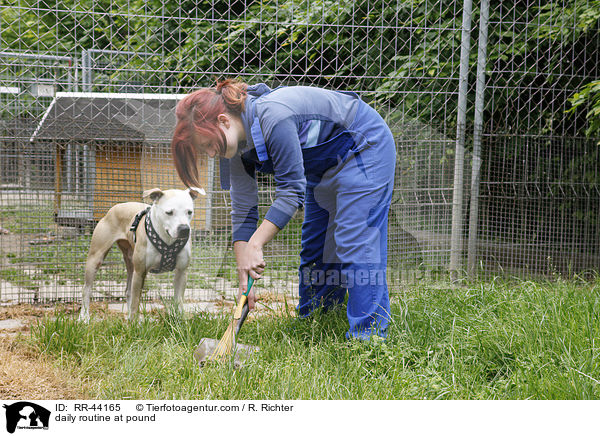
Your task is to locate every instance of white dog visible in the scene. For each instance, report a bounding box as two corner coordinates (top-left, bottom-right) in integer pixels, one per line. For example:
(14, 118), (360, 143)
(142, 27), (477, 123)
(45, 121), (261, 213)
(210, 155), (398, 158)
(78, 187), (204, 322)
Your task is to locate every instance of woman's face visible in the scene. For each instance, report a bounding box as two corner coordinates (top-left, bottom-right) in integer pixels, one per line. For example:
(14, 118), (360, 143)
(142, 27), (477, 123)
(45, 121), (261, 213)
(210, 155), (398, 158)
(219, 114), (241, 159)
(195, 113), (244, 159)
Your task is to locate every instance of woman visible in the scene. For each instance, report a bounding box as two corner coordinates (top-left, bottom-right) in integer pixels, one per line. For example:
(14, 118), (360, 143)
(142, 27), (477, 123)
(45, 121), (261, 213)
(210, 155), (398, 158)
(171, 80), (396, 340)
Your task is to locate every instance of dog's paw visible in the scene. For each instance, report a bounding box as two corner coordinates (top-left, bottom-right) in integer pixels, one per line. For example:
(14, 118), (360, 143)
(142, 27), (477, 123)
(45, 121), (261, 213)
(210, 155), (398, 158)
(78, 311), (91, 323)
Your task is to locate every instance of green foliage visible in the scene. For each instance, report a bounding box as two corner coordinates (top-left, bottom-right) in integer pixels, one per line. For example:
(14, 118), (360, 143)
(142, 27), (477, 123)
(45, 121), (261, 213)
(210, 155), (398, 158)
(2, 0), (598, 137)
(570, 80), (600, 139)
(535, 1), (600, 138)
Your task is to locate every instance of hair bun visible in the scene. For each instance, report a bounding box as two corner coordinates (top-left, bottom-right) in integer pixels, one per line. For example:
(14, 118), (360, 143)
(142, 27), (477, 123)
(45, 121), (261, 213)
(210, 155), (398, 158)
(216, 79), (248, 113)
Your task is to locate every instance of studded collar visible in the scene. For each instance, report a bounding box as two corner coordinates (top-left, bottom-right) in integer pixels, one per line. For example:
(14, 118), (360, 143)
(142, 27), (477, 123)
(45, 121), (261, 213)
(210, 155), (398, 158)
(130, 207), (189, 274)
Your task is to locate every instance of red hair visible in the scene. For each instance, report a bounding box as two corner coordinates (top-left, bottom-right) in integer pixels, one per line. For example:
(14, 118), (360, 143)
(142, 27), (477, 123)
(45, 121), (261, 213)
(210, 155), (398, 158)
(171, 79), (248, 187)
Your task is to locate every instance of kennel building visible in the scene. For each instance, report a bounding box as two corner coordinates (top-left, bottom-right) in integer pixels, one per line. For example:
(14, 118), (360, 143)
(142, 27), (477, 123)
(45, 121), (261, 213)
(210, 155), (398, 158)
(29, 92), (218, 230)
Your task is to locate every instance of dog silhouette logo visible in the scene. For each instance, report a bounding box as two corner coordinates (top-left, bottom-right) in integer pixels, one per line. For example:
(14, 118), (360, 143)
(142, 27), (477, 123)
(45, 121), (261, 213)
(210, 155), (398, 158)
(3, 402), (50, 433)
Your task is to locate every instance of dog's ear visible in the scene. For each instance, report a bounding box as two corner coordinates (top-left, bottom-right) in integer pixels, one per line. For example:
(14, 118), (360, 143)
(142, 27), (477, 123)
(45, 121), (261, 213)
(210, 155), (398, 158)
(187, 187), (206, 200)
(142, 188), (164, 203)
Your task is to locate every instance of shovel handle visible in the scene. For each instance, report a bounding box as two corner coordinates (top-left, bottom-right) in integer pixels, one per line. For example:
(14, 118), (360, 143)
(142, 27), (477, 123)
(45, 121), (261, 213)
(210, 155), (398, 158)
(235, 302), (250, 335)
(243, 276), (254, 297)
(234, 276), (254, 332)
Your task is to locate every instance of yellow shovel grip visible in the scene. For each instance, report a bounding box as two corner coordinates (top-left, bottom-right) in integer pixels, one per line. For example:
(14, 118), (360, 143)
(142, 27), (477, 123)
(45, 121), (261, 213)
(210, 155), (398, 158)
(233, 277), (254, 319)
(233, 294), (247, 319)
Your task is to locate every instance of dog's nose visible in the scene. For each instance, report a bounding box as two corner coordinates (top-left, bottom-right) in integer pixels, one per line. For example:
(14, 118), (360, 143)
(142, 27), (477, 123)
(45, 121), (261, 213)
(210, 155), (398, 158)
(177, 224), (190, 239)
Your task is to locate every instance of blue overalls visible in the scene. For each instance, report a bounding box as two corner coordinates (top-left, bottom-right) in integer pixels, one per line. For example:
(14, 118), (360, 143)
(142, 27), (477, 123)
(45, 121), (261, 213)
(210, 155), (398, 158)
(223, 84), (396, 340)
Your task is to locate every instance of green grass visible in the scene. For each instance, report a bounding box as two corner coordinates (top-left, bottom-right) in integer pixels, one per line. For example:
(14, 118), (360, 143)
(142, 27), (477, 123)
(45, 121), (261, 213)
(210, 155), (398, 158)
(0, 205), (56, 234)
(0, 268), (41, 290)
(27, 276), (600, 399)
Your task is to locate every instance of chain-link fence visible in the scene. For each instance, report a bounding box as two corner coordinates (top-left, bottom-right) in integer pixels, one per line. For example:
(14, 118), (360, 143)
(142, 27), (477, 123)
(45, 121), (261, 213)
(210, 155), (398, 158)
(1, 0), (599, 305)
(470, 1), (600, 278)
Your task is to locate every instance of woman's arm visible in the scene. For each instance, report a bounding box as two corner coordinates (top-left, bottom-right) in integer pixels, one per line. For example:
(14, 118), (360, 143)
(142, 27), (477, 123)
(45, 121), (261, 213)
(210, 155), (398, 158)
(234, 219), (280, 309)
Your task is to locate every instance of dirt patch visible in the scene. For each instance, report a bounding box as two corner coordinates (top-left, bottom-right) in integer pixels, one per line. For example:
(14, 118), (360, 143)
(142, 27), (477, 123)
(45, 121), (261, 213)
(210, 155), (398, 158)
(255, 291), (297, 317)
(0, 304), (88, 399)
(0, 338), (87, 399)
(0, 304), (51, 321)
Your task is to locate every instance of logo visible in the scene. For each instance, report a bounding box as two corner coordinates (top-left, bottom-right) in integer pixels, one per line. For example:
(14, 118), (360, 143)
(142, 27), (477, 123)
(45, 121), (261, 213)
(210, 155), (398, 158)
(3, 402), (50, 434)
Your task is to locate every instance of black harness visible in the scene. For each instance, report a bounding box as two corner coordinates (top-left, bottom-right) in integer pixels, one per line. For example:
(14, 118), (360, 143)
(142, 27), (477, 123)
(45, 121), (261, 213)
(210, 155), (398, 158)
(129, 207), (189, 274)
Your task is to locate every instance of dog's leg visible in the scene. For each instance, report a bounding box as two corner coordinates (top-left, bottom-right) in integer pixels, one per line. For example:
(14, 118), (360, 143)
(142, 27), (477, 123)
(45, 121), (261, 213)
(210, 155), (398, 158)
(79, 237), (115, 322)
(127, 270), (146, 321)
(173, 268), (188, 310)
(117, 240), (134, 301)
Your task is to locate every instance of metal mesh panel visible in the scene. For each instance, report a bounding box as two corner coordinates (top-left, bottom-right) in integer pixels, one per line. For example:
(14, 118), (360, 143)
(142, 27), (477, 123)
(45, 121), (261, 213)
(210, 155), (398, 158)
(1, 0), (599, 306)
(471, 1), (600, 277)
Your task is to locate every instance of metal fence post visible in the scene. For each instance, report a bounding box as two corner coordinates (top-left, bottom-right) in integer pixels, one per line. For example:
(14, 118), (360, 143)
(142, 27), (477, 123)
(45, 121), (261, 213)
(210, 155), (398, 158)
(449, 0), (473, 280)
(82, 49), (92, 92)
(467, 0), (490, 276)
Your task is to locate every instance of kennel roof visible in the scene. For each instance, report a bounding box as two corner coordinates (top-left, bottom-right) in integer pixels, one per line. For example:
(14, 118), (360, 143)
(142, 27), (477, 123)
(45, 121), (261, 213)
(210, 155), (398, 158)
(30, 92), (186, 144)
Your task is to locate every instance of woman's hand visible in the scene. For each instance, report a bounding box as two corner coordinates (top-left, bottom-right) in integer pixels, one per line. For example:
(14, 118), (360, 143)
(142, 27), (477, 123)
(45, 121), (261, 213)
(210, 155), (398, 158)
(233, 219), (280, 310)
(234, 241), (265, 310)
(238, 240), (266, 280)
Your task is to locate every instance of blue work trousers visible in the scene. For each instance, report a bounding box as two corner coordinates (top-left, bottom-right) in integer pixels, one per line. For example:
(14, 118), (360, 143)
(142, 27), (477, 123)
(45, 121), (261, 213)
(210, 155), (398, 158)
(297, 103), (396, 340)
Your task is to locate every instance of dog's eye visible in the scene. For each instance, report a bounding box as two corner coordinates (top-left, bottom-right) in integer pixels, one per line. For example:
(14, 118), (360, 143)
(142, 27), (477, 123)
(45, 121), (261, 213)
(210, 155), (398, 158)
(187, 210), (193, 216)
(165, 210), (173, 216)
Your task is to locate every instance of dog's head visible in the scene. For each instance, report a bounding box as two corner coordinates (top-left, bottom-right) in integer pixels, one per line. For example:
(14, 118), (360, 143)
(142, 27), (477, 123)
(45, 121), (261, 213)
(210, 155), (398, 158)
(142, 187), (205, 240)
